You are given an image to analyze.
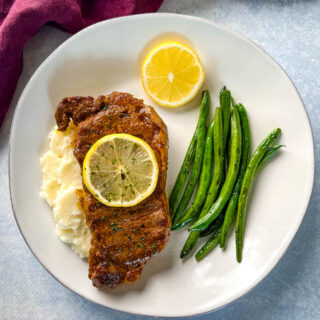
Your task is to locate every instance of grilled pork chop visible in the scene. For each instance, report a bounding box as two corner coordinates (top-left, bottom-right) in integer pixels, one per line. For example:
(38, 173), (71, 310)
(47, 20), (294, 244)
(55, 92), (170, 288)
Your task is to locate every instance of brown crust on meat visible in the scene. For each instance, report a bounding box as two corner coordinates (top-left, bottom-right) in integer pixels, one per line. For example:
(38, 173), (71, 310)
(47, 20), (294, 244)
(55, 96), (97, 131)
(56, 91), (170, 288)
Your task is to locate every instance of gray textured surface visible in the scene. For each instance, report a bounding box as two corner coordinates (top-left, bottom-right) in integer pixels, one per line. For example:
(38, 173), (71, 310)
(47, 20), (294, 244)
(1, 0), (319, 319)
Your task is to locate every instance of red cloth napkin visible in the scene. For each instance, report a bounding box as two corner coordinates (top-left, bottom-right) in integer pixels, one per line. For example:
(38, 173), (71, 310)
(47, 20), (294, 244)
(0, 0), (163, 127)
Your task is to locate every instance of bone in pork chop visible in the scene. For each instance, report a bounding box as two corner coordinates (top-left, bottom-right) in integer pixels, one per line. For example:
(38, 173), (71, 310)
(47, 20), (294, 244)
(55, 92), (171, 288)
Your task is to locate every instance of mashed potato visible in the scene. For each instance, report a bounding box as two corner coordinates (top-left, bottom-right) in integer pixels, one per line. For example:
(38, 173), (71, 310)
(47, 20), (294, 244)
(40, 123), (91, 258)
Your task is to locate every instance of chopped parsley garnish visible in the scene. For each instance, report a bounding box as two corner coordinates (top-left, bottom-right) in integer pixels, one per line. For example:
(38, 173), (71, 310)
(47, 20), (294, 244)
(110, 223), (122, 233)
(96, 202), (102, 208)
(152, 243), (158, 254)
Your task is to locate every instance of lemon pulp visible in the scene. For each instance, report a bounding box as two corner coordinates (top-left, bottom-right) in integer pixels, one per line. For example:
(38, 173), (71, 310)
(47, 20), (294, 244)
(83, 134), (158, 207)
(141, 42), (205, 107)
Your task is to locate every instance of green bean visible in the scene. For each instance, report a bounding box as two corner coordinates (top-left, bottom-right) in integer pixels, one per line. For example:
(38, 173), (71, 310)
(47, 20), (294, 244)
(180, 228), (201, 258)
(226, 130), (232, 167)
(235, 128), (282, 262)
(191, 105), (242, 232)
(220, 104), (251, 248)
(195, 227), (222, 261)
(220, 143), (283, 246)
(256, 145), (284, 173)
(169, 128), (197, 217)
(199, 223), (217, 237)
(220, 87), (232, 178)
(199, 211), (225, 237)
(197, 108), (224, 221)
(220, 86), (232, 147)
(180, 107), (223, 258)
(172, 91), (210, 223)
(171, 219), (189, 231)
(172, 120), (214, 230)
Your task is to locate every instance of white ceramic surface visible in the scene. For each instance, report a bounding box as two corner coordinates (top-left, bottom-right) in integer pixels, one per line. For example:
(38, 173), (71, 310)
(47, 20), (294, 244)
(9, 14), (314, 317)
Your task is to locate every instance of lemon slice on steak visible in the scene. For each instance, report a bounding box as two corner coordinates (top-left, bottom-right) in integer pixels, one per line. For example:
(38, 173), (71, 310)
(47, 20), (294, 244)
(83, 134), (159, 207)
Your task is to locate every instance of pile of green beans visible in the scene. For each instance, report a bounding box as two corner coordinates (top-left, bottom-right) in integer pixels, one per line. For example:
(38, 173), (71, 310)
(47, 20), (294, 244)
(171, 119), (214, 230)
(169, 86), (283, 262)
(170, 90), (210, 223)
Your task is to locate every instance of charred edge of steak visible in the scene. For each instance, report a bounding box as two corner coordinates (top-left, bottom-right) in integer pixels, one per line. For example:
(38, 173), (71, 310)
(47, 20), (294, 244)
(92, 271), (125, 288)
(55, 96), (97, 131)
(55, 92), (146, 131)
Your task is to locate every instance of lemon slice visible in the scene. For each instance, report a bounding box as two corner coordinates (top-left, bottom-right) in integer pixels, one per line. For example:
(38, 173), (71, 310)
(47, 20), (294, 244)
(141, 42), (205, 107)
(83, 134), (159, 207)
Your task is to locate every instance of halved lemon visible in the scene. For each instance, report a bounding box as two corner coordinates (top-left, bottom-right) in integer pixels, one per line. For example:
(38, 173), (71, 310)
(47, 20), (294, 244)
(83, 134), (159, 207)
(141, 42), (205, 107)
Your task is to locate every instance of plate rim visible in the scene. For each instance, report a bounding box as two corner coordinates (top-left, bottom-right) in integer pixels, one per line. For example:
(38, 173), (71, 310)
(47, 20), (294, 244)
(8, 12), (315, 318)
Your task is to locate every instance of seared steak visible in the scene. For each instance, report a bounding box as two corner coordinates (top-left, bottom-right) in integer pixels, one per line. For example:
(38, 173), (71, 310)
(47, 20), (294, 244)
(55, 92), (170, 288)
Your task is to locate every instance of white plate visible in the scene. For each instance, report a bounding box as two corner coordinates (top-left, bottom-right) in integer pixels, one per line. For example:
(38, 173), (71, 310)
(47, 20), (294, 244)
(9, 13), (314, 317)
